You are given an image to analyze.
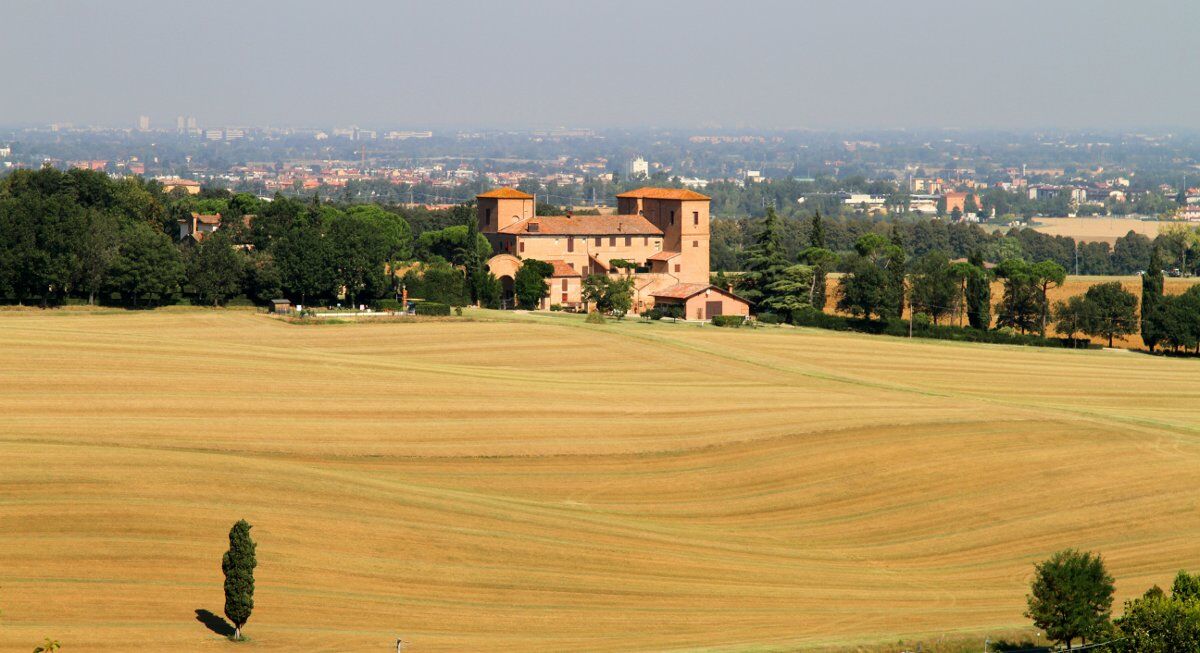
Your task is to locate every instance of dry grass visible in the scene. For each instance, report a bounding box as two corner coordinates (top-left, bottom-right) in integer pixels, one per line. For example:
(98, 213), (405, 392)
(2, 309), (1200, 651)
(1024, 217), (1187, 245)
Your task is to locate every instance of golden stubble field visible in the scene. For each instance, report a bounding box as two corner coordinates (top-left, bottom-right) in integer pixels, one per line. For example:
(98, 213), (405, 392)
(2, 309), (1200, 652)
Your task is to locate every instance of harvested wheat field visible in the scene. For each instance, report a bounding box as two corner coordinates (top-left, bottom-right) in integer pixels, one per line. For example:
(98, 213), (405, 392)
(2, 309), (1200, 652)
(1024, 217), (1186, 245)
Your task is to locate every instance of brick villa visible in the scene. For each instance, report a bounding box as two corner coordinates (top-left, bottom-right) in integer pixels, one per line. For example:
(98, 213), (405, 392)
(480, 187), (750, 319)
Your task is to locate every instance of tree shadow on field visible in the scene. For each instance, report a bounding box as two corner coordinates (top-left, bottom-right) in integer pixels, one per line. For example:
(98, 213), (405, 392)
(195, 609), (235, 637)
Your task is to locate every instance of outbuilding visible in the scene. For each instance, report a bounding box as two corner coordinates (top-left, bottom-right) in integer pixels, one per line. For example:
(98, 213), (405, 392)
(269, 298), (293, 314)
(650, 283), (750, 321)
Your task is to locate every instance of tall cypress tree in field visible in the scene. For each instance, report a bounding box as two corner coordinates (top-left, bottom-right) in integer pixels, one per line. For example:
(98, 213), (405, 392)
(808, 211), (828, 310)
(460, 206), (484, 306)
(222, 520), (257, 641)
(1141, 247), (1165, 351)
(966, 250), (992, 329)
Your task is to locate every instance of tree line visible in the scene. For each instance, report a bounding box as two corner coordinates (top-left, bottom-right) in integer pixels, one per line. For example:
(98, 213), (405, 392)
(711, 210), (1194, 278)
(0, 167), (507, 309)
(733, 207), (1200, 351)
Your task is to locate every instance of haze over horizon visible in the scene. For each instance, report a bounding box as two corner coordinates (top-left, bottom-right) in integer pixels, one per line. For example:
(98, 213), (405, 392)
(5, 0), (1199, 131)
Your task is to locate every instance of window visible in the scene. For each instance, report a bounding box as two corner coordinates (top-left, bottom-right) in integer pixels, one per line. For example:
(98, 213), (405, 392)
(519, 241), (525, 253)
(609, 237), (616, 247)
(567, 237), (574, 252)
(562, 292), (569, 303)
(674, 264), (681, 273)
(595, 237), (602, 246)
(669, 210), (675, 225)
(485, 208), (493, 225)
(693, 211), (699, 225)
(692, 240), (699, 248)
(505, 242), (511, 252)
(561, 279), (568, 290)
(624, 236), (632, 246)
(643, 236), (649, 245)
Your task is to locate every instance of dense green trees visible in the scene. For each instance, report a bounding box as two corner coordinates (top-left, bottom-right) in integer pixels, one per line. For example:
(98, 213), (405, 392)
(1025, 549), (1115, 648)
(514, 259), (553, 310)
(186, 233), (244, 306)
(582, 274), (634, 316)
(1082, 281), (1139, 347)
(908, 251), (958, 325)
(108, 221), (185, 306)
(994, 259), (1043, 334)
(837, 234), (903, 320)
(221, 520), (257, 641)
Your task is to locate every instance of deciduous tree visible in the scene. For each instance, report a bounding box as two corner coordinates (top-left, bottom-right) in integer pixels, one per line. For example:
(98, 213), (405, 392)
(1025, 549), (1115, 649)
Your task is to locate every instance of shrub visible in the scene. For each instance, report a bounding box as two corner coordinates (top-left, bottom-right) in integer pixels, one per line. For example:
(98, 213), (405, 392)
(373, 298), (403, 312)
(454, 306), (463, 316)
(585, 310), (606, 324)
(414, 302), (451, 316)
(711, 315), (745, 328)
(549, 304), (563, 312)
(756, 312), (783, 324)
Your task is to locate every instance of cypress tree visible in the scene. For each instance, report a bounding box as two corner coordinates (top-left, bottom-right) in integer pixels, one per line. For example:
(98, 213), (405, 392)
(463, 209), (484, 305)
(1141, 246), (1165, 351)
(966, 250), (992, 329)
(809, 211), (828, 311)
(885, 225), (907, 320)
(222, 520), (257, 641)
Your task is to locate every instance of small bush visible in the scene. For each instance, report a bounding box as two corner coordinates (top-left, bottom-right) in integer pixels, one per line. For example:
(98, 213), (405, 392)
(414, 302), (451, 316)
(756, 312), (783, 324)
(454, 306), (463, 316)
(585, 311), (606, 324)
(549, 304), (563, 312)
(373, 298), (403, 312)
(711, 315), (745, 328)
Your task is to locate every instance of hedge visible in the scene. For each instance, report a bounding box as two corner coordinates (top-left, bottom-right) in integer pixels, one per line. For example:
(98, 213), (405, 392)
(414, 302), (451, 316)
(790, 307), (1070, 348)
(711, 315), (745, 328)
(373, 298), (404, 312)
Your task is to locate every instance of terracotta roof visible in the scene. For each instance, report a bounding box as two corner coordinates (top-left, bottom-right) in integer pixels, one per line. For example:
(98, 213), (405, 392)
(193, 212), (222, 225)
(499, 214), (662, 236)
(647, 250), (680, 261)
(616, 187), (711, 201)
(651, 283), (750, 304)
(477, 188), (534, 199)
(545, 260), (580, 277)
(588, 255), (611, 271)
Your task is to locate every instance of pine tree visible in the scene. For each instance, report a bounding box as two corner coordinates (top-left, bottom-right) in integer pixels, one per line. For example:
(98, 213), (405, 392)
(1141, 247), (1165, 351)
(739, 207), (789, 306)
(222, 520), (257, 641)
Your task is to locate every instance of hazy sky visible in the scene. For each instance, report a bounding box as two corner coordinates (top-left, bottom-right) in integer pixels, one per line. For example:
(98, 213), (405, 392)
(4, 0), (1199, 130)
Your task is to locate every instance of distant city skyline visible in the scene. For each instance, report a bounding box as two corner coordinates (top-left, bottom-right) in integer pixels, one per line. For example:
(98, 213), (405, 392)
(5, 0), (1200, 130)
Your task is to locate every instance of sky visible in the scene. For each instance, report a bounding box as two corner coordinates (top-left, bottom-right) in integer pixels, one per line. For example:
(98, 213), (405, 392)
(4, 0), (1199, 131)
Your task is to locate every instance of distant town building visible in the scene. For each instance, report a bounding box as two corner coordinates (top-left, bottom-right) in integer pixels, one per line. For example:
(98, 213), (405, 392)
(626, 156), (649, 179)
(205, 130), (223, 141)
(178, 212), (221, 240)
(137, 115), (150, 131)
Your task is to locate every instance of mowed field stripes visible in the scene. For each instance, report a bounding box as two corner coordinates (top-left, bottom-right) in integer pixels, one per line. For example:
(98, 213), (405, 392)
(0, 309), (1198, 651)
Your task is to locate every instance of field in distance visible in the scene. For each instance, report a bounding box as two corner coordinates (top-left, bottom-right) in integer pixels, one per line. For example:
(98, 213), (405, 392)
(991, 216), (1189, 245)
(2, 309), (1199, 651)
